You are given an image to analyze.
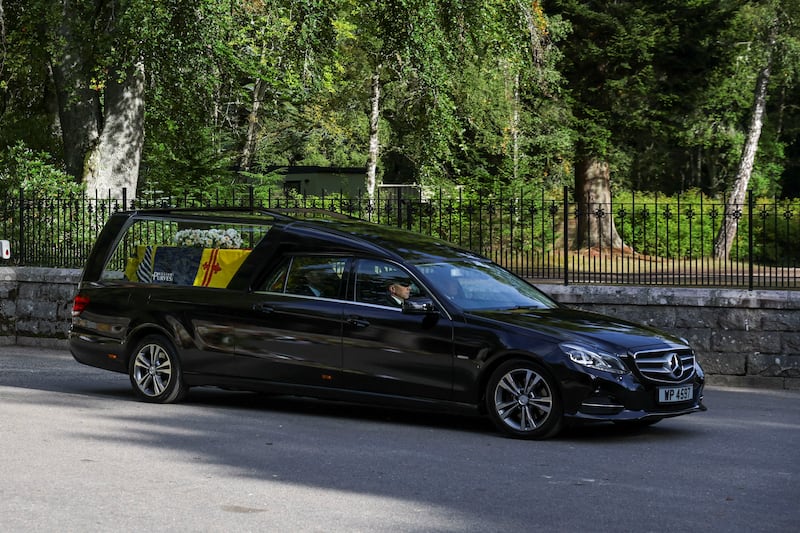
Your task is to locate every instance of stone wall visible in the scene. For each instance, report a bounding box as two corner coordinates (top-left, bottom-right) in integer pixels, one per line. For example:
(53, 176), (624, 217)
(1, 267), (798, 389)
(0, 267), (79, 348)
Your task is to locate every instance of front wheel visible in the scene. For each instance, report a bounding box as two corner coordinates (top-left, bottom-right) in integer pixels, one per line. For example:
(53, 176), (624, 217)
(485, 359), (563, 439)
(128, 335), (187, 403)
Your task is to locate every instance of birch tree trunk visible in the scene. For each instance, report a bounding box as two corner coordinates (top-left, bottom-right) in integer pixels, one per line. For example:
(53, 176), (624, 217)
(511, 73), (520, 182)
(239, 78), (268, 172)
(713, 23), (776, 260)
(365, 69), (381, 202)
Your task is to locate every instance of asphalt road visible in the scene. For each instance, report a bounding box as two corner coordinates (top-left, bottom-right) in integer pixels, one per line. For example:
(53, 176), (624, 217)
(1, 345), (798, 532)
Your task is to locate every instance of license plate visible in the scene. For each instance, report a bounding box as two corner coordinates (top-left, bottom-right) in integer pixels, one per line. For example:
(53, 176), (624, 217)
(658, 385), (693, 403)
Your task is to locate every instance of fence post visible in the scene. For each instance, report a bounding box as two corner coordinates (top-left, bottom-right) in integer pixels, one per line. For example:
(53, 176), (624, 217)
(396, 187), (403, 229)
(18, 188), (24, 264)
(563, 186), (569, 285)
(748, 190), (753, 291)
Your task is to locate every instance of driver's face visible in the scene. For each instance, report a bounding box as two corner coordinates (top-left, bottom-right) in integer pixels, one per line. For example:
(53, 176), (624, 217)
(390, 283), (411, 300)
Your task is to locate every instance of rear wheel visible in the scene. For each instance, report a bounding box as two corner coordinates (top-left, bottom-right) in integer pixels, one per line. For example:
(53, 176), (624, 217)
(486, 359), (563, 439)
(128, 335), (187, 403)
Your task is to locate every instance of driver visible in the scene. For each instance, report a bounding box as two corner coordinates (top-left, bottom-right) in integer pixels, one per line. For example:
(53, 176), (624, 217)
(387, 278), (412, 306)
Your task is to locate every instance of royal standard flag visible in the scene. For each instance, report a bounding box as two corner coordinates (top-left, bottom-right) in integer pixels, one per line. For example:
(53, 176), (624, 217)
(193, 248), (251, 288)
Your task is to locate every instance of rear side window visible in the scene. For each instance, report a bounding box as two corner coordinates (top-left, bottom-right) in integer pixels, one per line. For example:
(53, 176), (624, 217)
(101, 217), (269, 288)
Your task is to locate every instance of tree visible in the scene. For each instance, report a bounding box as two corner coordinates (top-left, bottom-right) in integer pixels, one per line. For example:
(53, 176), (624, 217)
(4, 1), (243, 199)
(314, 0), (464, 199)
(445, 0), (568, 190)
(546, 1), (748, 250)
(3, 1), (222, 199)
(223, 1), (344, 174)
(45, 0), (146, 197)
(357, 0), (462, 196)
(366, 69), (380, 200)
(713, 1), (797, 259)
(548, 0), (659, 249)
(345, 0), (565, 197)
(137, 1), (238, 195)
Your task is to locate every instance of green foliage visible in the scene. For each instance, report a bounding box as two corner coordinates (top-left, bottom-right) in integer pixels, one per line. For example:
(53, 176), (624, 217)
(0, 2), (61, 157)
(0, 142), (87, 267)
(0, 142), (82, 197)
(611, 188), (799, 266)
(749, 198), (800, 266)
(141, 122), (235, 198)
(612, 189), (717, 259)
(1, 0), (799, 212)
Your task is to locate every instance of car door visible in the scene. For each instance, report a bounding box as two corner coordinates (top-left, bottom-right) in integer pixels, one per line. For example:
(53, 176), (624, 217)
(230, 255), (347, 388)
(340, 258), (455, 400)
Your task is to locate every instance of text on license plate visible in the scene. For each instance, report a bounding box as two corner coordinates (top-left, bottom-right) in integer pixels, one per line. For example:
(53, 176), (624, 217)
(658, 385), (693, 403)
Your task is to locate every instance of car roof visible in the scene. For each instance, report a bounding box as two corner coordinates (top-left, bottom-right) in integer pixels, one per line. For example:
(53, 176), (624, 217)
(277, 218), (482, 264)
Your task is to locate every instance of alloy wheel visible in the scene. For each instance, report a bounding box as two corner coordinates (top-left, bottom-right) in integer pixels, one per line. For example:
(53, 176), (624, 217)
(486, 360), (563, 439)
(128, 335), (186, 403)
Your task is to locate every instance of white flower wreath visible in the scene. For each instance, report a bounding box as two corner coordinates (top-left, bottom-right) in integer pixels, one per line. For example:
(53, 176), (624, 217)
(173, 228), (243, 249)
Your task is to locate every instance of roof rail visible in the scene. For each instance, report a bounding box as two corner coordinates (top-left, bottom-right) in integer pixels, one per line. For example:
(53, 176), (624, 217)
(265, 207), (353, 220)
(120, 206), (354, 222)
(121, 206), (293, 220)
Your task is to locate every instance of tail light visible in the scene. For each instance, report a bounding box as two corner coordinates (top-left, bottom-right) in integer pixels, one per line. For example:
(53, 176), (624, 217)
(72, 294), (90, 317)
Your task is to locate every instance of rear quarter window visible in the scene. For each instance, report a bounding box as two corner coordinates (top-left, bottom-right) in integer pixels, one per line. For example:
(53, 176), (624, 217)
(100, 217), (270, 288)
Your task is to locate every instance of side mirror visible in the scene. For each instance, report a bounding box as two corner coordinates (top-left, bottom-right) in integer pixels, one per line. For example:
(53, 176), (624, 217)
(402, 296), (438, 315)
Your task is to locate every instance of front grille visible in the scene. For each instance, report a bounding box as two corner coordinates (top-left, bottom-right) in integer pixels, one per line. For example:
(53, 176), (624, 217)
(632, 349), (696, 383)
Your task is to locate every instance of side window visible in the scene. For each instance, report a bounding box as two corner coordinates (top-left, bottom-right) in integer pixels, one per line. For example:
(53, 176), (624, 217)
(262, 261), (290, 293)
(260, 256), (345, 299)
(354, 259), (422, 307)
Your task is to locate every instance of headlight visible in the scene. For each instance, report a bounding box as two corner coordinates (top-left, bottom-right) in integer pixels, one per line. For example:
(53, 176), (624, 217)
(561, 343), (629, 375)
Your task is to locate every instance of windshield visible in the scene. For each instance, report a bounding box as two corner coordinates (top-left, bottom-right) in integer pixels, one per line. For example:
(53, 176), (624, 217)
(417, 260), (558, 311)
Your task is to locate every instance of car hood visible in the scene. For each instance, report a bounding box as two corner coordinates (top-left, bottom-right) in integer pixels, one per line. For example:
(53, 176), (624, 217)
(468, 307), (688, 353)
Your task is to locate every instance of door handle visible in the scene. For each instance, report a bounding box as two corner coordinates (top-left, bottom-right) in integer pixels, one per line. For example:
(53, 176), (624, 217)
(346, 315), (370, 328)
(252, 303), (274, 314)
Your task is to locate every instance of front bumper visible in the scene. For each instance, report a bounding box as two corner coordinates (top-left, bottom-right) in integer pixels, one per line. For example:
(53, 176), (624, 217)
(561, 365), (706, 423)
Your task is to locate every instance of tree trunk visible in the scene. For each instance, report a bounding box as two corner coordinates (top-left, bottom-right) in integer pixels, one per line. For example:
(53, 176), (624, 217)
(83, 61), (146, 198)
(365, 69), (381, 202)
(239, 78), (268, 172)
(511, 73), (520, 182)
(713, 23), (775, 260)
(572, 157), (625, 250)
(50, 0), (145, 200)
(50, 4), (101, 180)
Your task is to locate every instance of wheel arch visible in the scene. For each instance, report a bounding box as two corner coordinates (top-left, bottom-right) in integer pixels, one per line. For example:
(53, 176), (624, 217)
(475, 351), (561, 414)
(123, 323), (177, 365)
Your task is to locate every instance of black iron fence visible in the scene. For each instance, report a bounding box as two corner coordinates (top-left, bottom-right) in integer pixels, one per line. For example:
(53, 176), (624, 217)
(1, 186), (798, 289)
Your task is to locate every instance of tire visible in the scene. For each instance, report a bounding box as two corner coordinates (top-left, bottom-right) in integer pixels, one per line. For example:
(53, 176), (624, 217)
(485, 359), (563, 439)
(128, 335), (187, 403)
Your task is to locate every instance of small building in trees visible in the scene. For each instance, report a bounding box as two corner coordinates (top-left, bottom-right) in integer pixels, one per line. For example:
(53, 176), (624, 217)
(266, 166), (366, 198)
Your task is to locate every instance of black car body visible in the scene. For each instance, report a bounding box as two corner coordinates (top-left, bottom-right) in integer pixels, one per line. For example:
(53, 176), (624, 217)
(70, 208), (705, 438)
